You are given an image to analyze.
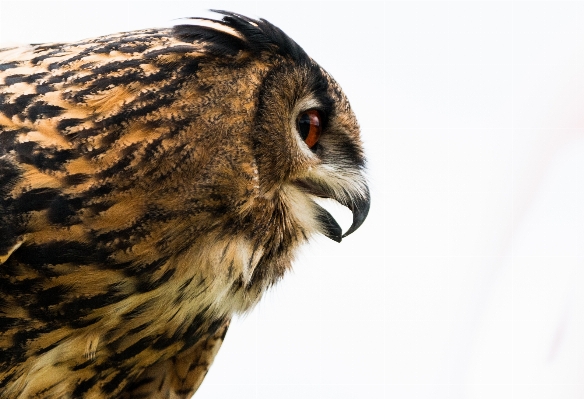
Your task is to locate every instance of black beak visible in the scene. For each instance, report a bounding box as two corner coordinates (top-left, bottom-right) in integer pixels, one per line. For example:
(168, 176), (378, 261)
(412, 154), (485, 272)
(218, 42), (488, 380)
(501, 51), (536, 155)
(315, 204), (343, 242)
(298, 181), (370, 243)
(342, 186), (370, 238)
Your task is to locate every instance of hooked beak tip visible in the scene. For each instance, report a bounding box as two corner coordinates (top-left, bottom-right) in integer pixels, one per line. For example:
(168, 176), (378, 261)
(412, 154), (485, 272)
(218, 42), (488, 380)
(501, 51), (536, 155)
(342, 193), (370, 238)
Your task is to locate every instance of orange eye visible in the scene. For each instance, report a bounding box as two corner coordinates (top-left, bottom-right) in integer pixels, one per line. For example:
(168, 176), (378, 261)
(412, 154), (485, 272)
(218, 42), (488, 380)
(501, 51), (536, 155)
(297, 110), (322, 149)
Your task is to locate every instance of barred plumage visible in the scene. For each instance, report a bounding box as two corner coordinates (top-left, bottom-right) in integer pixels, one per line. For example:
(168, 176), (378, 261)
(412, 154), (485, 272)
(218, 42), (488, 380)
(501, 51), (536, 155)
(0, 11), (369, 398)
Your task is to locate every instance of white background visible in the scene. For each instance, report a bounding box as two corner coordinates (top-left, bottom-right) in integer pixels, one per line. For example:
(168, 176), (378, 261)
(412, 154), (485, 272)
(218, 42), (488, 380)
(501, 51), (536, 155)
(2, 1), (584, 398)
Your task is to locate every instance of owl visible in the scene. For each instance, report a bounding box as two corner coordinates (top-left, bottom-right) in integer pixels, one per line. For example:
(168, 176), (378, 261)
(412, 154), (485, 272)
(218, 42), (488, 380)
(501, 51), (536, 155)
(0, 10), (369, 398)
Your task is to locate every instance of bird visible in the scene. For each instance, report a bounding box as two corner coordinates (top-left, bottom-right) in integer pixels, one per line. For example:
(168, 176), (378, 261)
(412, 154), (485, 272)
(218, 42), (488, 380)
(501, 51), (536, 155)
(0, 10), (370, 398)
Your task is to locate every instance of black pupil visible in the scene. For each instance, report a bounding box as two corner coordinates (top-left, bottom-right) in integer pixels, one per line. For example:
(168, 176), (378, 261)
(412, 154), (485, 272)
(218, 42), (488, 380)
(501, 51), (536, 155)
(297, 113), (311, 141)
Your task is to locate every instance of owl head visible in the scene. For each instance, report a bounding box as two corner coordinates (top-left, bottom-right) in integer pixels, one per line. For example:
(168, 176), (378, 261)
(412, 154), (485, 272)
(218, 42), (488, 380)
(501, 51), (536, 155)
(171, 11), (370, 250)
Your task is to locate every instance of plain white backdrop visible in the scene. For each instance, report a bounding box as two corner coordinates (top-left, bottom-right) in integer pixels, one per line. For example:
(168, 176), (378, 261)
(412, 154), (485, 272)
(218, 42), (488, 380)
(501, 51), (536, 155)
(2, 1), (584, 398)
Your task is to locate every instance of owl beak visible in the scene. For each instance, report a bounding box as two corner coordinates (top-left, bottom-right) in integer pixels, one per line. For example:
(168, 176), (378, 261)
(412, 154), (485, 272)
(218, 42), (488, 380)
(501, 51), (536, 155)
(314, 204), (343, 242)
(341, 186), (370, 239)
(296, 180), (370, 242)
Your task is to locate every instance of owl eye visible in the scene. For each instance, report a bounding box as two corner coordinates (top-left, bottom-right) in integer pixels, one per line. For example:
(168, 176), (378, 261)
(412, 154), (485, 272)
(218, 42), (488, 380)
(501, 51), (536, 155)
(297, 110), (322, 150)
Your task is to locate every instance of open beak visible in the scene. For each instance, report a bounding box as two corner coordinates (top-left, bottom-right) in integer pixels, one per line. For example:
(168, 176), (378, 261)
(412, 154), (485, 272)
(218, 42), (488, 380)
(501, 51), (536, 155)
(296, 180), (370, 243)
